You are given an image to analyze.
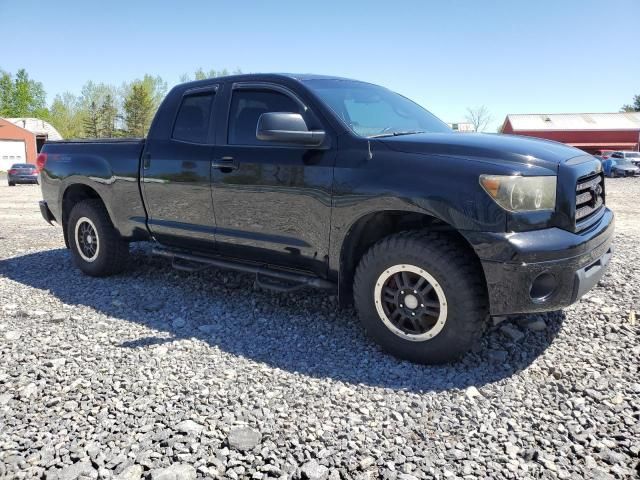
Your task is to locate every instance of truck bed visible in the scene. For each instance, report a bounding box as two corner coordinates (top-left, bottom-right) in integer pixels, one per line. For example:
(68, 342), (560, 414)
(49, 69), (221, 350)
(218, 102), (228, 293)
(40, 138), (148, 241)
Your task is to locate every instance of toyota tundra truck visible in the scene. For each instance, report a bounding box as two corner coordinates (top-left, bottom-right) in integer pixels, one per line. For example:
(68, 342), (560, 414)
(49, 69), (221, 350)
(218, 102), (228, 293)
(38, 74), (614, 364)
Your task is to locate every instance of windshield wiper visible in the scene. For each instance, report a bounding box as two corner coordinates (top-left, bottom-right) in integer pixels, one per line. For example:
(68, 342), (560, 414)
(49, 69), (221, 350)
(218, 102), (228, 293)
(368, 130), (426, 139)
(392, 130), (425, 137)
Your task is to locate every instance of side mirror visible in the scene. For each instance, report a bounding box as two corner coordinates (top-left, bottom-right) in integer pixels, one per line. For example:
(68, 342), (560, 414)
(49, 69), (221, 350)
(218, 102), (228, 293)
(256, 112), (325, 147)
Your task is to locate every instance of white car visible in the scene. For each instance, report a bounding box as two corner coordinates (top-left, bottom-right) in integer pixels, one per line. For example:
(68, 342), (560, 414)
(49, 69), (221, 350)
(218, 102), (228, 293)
(611, 151), (640, 166)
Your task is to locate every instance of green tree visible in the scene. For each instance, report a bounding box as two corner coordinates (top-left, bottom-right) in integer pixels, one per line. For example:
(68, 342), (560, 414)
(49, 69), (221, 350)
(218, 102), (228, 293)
(621, 95), (640, 112)
(140, 74), (167, 111)
(0, 70), (14, 116)
(49, 92), (84, 139)
(180, 67), (241, 82)
(83, 101), (100, 137)
(123, 83), (153, 137)
(77, 81), (119, 138)
(13, 69), (48, 117)
(98, 94), (119, 138)
(120, 74), (167, 133)
(0, 68), (48, 118)
(195, 67), (228, 80)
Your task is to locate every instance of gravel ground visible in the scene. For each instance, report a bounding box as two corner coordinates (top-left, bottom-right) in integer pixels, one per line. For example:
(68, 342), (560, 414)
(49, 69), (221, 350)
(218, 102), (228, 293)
(0, 176), (638, 480)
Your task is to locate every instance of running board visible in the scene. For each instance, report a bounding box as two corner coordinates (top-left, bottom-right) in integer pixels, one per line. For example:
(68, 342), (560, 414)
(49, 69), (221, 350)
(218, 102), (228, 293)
(254, 273), (312, 293)
(152, 246), (336, 291)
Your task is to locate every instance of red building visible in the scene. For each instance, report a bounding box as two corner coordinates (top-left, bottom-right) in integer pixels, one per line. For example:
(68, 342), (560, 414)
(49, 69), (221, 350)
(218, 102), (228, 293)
(501, 112), (640, 154)
(0, 117), (63, 170)
(0, 118), (38, 170)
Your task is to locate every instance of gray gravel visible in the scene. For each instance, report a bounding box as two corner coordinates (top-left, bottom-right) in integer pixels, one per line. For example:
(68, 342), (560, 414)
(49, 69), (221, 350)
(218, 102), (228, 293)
(0, 178), (639, 479)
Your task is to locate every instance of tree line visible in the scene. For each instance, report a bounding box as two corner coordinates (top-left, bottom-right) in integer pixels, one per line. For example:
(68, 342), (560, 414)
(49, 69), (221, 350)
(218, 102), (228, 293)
(621, 95), (640, 112)
(2, 67), (637, 138)
(0, 67), (240, 139)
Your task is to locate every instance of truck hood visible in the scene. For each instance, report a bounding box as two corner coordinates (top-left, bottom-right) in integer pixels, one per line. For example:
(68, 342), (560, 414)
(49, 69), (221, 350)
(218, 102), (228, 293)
(379, 132), (587, 171)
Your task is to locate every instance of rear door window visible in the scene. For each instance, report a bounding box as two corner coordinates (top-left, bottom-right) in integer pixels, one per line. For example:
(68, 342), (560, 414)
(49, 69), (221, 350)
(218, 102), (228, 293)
(172, 92), (215, 143)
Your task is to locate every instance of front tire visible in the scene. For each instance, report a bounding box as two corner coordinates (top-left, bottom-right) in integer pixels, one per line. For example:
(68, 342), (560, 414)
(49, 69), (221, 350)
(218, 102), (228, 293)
(67, 199), (129, 276)
(353, 231), (488, 364)
(8, 181), (15, 186)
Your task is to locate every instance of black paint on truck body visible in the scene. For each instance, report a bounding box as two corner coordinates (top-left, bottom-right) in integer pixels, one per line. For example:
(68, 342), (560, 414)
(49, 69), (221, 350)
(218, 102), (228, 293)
(40, 73), (614, 316)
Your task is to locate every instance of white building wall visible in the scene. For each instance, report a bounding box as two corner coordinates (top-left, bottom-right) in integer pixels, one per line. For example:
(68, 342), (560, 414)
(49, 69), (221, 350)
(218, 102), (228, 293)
(0, 140), (27, 170)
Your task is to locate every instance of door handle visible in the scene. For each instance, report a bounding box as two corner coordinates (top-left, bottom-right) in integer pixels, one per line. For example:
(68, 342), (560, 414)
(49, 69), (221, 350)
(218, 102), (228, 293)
(211, 156), (238, 171)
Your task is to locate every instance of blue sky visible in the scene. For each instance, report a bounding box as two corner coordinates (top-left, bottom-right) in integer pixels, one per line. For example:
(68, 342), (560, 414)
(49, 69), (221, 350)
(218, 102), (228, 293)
(1, 0), (638, 131)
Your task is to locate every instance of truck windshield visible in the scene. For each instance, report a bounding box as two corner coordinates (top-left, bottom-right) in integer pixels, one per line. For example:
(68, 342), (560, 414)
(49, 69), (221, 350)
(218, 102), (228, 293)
(304, 79), (451, 138)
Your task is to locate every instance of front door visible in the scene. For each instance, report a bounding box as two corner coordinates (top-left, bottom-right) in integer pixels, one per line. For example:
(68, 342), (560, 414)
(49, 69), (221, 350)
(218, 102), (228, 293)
(211, 84), (335, 275)
(141, 86), (218, 250)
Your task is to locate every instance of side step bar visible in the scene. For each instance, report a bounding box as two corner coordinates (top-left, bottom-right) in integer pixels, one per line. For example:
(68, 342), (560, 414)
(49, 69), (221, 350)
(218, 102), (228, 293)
(152, 246), (336, 291)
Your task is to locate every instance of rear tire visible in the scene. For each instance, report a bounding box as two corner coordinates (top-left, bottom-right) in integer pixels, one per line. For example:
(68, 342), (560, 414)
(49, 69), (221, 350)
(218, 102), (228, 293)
(67, 199), (129, 276)
(353, 231), (488, 364)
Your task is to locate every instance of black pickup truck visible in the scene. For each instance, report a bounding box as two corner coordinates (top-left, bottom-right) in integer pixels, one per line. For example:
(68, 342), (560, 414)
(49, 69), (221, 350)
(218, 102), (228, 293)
(39, 74), (614, 364)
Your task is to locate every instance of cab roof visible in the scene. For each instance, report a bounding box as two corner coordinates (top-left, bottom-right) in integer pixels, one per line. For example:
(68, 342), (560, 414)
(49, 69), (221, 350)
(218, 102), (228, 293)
(176, 73), (363, 91)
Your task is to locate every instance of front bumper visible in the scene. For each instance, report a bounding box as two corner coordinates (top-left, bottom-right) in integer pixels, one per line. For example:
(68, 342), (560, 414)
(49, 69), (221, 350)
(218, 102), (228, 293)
(466, 208), (615, 316)
(613, 168), (639, 177)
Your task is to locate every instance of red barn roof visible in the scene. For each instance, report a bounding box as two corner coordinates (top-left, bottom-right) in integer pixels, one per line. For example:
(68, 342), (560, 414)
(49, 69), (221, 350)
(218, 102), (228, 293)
(501, 112), (640, 154)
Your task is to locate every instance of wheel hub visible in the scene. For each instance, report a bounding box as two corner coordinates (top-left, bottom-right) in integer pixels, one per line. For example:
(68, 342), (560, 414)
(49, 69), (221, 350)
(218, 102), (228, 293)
(403, 293), (419, 310)
(74, 217), (100, 263)
(374, 264), (448, 341)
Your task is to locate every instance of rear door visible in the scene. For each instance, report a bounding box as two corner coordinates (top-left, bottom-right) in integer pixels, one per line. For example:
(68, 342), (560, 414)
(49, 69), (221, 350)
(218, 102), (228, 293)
(210, 82), (335, 275)
(141, 86), (218, 250)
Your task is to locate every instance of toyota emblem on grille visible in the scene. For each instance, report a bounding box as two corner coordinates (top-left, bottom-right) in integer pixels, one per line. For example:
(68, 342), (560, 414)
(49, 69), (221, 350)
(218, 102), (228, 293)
(589, 183), (602, 207)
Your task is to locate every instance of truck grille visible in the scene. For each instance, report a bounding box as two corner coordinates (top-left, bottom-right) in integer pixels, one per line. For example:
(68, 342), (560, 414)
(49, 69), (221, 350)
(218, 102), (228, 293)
(575, 172), (604, 224)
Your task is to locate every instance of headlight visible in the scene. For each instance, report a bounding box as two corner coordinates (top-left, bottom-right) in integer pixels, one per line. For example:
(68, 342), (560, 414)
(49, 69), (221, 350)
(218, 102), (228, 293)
(480, 175), (556, 212)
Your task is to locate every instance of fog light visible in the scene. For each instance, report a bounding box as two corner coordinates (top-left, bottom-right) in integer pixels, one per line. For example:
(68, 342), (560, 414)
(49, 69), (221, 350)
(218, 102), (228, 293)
(530, 272), (556, 301)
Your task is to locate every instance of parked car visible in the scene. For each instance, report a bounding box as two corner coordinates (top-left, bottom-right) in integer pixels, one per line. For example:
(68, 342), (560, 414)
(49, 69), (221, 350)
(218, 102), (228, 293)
(604, 157), (640, 177)
(611, 150), (640, 167)
(7, 163), (39, 186)
(37, 74), (614, 364)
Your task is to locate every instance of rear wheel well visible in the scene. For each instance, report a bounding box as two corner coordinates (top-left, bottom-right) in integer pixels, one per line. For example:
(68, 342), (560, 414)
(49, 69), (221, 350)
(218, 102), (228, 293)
(61, 185), (104, 248)
(339, 211), (484, 305)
